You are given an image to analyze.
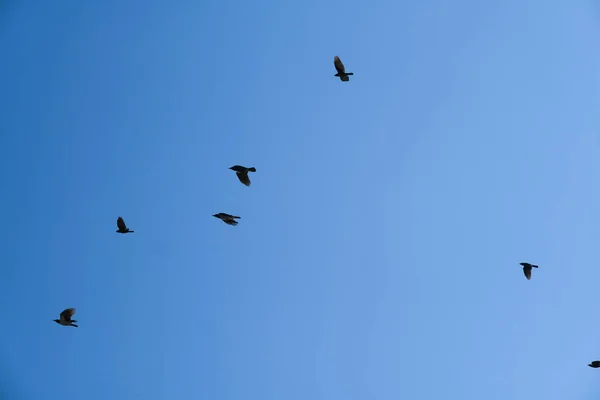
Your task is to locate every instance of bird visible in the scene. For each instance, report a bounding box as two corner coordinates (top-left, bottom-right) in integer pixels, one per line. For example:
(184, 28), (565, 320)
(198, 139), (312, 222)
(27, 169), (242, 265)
(334, 56), (354, 82)
(213, 213), (240, 226)
(116, 216), (134, 233)
(520, 262), (539, 280)
(229, 165), (256, 186)
(589, 361), (600, 368)
(53, 308), (78, 328)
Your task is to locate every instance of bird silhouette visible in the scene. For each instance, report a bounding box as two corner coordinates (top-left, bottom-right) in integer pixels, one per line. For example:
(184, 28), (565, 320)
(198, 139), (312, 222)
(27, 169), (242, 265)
(520, 262), (539, 280)
(229, 165), (256, 186)
(213, 213), (241, 226)
(116, 216), (134, 233)
(589, 361), (600, 368)
(334, 56), (354, 82)
(53, 308), (78, 328)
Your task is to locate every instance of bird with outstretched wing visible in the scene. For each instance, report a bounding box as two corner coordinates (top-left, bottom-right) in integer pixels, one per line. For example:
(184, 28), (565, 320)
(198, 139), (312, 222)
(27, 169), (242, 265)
(116, 216), (134, 233)
(334, 56), (354, 82)
(54, 308), (78, 327)
(520, 262), (538, 280)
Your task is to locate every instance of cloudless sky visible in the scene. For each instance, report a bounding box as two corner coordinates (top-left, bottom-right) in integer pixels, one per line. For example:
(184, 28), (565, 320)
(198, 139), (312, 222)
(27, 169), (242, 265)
(2, 1), (600, 399)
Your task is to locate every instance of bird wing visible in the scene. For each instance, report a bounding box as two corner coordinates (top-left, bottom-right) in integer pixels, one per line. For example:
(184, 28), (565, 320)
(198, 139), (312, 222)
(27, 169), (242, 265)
(117, 217), (127, 231)
(520, 262), (531, 268)
(236, 171), (251, 186)
(60, 308), (76, 321)
(334, 56), (346, 74)
(523, 267), (531, 280)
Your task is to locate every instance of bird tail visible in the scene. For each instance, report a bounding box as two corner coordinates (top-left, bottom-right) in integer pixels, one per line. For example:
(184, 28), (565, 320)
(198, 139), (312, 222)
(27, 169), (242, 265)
(248, 167), (256, 172)
(532, 265), (538, 268)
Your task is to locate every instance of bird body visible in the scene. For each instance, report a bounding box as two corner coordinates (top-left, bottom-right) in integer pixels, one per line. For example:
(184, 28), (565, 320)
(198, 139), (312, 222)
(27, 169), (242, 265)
(213, 213), (241, 226)
(229, 165), (256, 186)
(54, 308), (78, 327)
(334, 56), (353, 82)
(589, 361), (600, 368)
(520, 262), (539, 280)
(116, 216), (134, 233)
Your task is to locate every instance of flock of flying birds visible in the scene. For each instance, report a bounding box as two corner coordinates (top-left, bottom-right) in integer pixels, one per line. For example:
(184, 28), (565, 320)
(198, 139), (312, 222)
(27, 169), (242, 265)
(52, 164), (256, 327)
(50, 55), (600, 370)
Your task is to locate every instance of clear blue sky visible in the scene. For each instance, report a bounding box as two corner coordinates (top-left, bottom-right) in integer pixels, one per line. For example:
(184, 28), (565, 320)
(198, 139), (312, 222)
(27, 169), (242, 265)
(2, 1), (600, 399)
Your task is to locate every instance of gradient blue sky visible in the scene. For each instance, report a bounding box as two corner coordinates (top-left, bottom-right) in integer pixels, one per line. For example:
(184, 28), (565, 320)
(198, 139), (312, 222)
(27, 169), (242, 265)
(2, 1), (600, 399)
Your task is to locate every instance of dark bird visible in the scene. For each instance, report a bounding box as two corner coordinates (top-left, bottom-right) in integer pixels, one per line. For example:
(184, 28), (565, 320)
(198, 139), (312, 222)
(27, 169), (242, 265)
(520, 262), (539, 280)
(213, 213), (240, 226)
(589, 361), (600, 368)
(229, 165), (256, 187)
(334, 56), (354, 82)
(53, 308), (78, 328)
(116, 216), (134, 233)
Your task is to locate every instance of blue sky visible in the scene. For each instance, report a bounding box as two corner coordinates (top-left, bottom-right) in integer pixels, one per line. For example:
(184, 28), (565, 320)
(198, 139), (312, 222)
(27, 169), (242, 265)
(2, 1), (600, 399)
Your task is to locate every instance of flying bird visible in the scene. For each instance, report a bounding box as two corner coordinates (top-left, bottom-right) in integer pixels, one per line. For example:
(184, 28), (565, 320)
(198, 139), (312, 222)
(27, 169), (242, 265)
(520, 262), (538, 280)
(54, 308), (78, 328)
(229, 165), (256, 186)
(213, 213), (240, 226)
(334, 56), (354, 82)
(589, 361), (600, 368)
(116, 216), (134, 233)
